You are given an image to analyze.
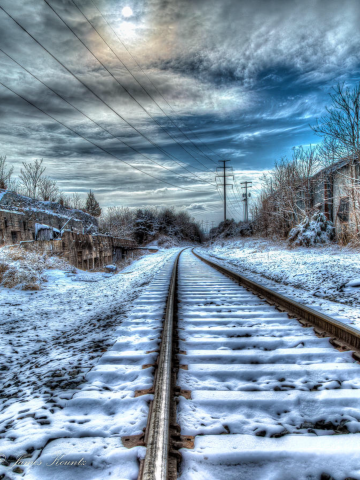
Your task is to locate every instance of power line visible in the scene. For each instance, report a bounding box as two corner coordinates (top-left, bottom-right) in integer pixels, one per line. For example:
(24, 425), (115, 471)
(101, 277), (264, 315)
(241, 181), (253, 222)
(0, 5), (215, 188)
(214, 162), (243, 220)
(89, 0), (221, 165)
(191, 207), (223, 218)
(228, 179), (246, 217)
(234, 178), (247, 220)
(216, 160), (233, 221)
(227, 188), (243, 219)
(217, 163), (245, 218)
(0, 82), (200, 192)
(0, 47), (215, 188)
(77, 0), (219, 168)
(215, 184), (237, 220)
(41, 0), (216, 183)
(217, 183), (241, 220)
(222, 179), (243, 218)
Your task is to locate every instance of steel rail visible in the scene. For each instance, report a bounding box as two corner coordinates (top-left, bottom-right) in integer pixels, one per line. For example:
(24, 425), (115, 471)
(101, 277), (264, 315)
(142, 250), (182, 480)
(193, 249), (360, 351)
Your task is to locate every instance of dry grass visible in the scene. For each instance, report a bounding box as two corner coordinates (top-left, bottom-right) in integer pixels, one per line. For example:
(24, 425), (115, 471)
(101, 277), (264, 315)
(0, 246), (70, 290)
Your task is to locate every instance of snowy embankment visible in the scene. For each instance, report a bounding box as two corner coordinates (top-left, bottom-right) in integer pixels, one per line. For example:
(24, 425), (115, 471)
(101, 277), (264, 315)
(197, 239), (360, 329)
(0, 248), (179, 465)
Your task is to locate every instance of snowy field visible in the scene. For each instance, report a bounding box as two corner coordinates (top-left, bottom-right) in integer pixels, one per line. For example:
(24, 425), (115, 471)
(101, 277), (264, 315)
(0, 248), (179, 476)
(197, 239), (360, 329)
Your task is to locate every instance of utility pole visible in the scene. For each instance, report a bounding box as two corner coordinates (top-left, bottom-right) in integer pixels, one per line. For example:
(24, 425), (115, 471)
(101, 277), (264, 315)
(216, 160), (233, 222)
(205, 220), (209, 234)
(241, 181), (252, 222)
(210, 221), (215, 245)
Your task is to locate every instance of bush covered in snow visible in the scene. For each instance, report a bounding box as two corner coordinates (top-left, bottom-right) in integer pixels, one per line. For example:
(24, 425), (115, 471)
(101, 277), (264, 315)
(288, 212), (335, 247)
(0, 246), (70, 289)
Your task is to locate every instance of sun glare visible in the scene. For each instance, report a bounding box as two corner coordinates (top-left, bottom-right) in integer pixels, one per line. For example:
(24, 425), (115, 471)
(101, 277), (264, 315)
(122, 6), (133, 18)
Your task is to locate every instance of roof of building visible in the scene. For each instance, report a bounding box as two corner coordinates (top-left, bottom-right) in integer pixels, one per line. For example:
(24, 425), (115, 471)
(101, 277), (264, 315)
(0, 190), (98, 229)
(312, 157), (358, 180)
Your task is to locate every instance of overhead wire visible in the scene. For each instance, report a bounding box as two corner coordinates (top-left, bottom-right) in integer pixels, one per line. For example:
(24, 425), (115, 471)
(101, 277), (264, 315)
(228, 188), (244, 218)
(0, 4), (242, 217)
(42, 0), (216, 182)
(88, 0), (221, 166)
(0, 47), (214, 187)
(0, 5), (215, 188)
(234, 178), (245, 220)
(216, 178), (241, 220)
(0, 82), (199, 192)
(75, 0), (218, 168)
(214, 161), (243, 219)
(231, 180), (246, 218)
(223, 165), (244, 217)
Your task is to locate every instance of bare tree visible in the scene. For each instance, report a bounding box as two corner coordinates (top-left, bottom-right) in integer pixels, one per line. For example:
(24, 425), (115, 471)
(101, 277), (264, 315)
(318, 137), (342, 168)
(100, 207), (135, 238)
(69, 193), (85, 210)
(38, 177), (59, 202)
(252, 146), (321, 237)
(0, 155), (14, 189)
(58, 193), (71, 208)
(19, 159), (46, 198)
(312, 83), (360, 159)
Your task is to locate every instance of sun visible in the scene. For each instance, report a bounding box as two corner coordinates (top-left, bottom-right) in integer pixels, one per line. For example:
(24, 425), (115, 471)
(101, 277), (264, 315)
(122, 6), (133, 18)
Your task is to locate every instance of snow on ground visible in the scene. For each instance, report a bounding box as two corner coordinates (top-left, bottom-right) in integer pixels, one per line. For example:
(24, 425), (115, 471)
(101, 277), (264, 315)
(0, 247), (180, 473)
(197, 238), (360, 329)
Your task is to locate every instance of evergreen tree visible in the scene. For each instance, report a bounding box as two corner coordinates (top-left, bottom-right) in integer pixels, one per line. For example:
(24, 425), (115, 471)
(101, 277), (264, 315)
(85, 190), (102, 217)
(133, 208), (155, 244)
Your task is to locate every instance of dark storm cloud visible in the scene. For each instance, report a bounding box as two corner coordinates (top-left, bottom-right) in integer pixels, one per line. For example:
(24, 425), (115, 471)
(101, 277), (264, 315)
(0, 0), (360, 221)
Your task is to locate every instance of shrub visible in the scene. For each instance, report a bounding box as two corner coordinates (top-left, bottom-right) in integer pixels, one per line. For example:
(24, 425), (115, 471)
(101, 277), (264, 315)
(288, 211), (335, 247)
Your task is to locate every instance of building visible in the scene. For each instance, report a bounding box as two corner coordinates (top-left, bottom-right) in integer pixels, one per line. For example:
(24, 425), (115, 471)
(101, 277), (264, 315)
(311, 158), (360, 238)
(0, 190), (136, 269)
(0, 190), (98, 245)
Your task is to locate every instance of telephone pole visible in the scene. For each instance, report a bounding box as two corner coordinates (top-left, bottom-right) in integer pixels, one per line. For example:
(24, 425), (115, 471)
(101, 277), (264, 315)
(210, 221), (215, 245)
(216, 160), (234, 222)
(241, 181), (252, 222)
(205, 220), (209, 234)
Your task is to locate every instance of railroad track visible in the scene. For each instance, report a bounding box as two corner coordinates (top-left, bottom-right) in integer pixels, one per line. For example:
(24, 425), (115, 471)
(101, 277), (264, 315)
(29, 248), (360, 480)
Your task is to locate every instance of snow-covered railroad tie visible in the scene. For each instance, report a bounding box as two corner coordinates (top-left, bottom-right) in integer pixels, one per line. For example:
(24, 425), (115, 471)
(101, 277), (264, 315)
(176, 249), (360, 480)
(20, 248), (360, 480)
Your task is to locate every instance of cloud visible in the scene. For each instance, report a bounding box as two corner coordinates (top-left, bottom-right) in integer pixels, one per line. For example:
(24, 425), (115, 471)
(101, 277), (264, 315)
(185, 203), (207, 212)
(140, 0), (360, 88)
(0, 0), (359, 223)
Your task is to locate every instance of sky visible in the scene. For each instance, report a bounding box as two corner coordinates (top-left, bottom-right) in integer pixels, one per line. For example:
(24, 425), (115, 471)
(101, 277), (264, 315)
(1, 0), (360, 225)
